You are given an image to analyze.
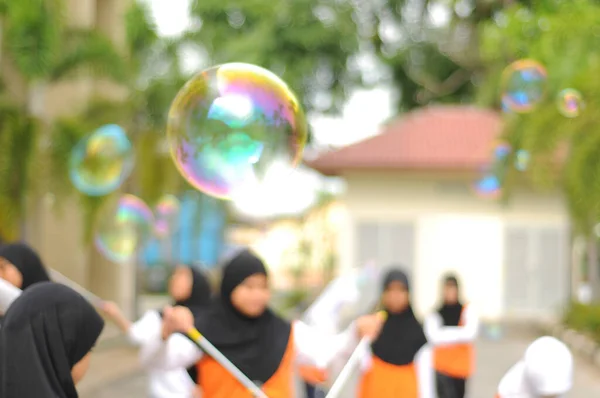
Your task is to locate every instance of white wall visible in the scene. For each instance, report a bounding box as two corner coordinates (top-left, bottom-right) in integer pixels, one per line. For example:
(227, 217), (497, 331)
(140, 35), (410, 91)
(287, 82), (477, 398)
(337, 171), (569, 320)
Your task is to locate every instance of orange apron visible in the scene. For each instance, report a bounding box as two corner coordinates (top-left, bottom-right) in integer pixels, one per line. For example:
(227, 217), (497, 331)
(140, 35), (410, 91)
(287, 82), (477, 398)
(433, 305), (475, 378)
(358, 356), (418, 398)
(196, 330), (294, 398)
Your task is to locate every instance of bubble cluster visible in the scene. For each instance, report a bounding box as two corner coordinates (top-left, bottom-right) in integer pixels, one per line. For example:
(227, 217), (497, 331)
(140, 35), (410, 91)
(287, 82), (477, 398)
(556, 88), (584, 118)
(69, 124), (134, 196)
(500, 59), (547, 113)
(94, 194), (154, 264)
(167, 62), (308, 200)
(154, 194), (181, 237)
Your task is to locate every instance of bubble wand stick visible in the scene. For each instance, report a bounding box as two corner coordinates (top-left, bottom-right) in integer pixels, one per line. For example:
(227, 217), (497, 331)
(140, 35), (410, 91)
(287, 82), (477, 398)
(325, 311), (387, 398)
(48, 268), (103, 307)
(185, 328), (269, 398)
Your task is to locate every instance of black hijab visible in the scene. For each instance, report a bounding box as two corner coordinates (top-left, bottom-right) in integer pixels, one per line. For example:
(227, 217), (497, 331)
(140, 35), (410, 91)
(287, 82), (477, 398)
(437, 274), (463, 326)
(0, 282), (104, 397)
(371, 268), (427, 366)
(193, 249), (291, 384)
(0, 243), (50, 289)
(167, 265), (212, 383)
(173, 265), (212, 310)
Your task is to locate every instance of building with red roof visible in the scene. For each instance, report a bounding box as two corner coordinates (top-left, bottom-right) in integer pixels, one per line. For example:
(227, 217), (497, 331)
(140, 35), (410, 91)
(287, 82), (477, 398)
(307, 105), (570, 320)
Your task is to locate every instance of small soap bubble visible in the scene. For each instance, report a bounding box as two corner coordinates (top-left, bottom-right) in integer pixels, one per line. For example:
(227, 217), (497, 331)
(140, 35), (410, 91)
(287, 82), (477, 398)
(94, 194), (154, 264)
(69, 124), (134, 196)
(556, 88), (584, 118)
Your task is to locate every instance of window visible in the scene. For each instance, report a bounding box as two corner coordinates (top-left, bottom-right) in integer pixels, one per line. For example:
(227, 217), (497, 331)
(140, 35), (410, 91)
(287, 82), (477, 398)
(356, 221), (416, 272)
(503, 225), (569, 315)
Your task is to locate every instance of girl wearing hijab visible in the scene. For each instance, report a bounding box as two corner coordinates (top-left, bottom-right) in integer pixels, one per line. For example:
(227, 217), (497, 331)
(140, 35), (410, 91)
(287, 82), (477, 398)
(355, 268), (434, 398)
(0, 242), (50, 290)
(0, 282), (104, 397)
(147, 249), (357, 397)
(424, 274), (478, 398)
(495, 336), (573, 398)
(101, 264), (212, 398)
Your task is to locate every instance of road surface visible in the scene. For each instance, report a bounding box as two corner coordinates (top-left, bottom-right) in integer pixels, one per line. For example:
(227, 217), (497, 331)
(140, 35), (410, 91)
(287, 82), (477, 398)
(83, 335), (600, 397)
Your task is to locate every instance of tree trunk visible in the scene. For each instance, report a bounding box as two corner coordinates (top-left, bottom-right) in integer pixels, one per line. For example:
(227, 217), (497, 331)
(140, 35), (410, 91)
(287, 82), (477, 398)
(586, 235), (600, 301)
(27, 81), (46, 120)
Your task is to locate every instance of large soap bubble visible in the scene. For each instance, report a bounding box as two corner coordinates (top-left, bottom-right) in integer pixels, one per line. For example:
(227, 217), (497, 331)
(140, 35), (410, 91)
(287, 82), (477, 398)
(167, 62), (308, 200)
(69, 124), (134, 196)
(94, 194), (154, 264)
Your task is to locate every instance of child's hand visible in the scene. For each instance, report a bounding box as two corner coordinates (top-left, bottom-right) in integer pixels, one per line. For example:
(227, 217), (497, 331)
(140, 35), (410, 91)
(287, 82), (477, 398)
(100, 301), (122, 320)
(162, 306), (195, 339)
(357, 314), (384, 339)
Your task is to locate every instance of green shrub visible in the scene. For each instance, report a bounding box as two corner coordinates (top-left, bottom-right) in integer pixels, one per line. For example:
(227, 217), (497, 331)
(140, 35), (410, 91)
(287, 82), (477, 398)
(563, 302), (600, 341)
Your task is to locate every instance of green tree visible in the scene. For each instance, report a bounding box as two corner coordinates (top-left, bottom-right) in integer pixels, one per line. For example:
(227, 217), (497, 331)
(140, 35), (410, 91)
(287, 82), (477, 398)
(478, 0), (600, 299)
(0, 0), (127, 240)
(185, 0), (361, 114)
(366, 0), (534, 111)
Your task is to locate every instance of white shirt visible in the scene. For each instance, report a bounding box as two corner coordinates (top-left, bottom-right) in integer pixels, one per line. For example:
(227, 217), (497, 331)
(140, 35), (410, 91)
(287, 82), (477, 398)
(498, 361), (569, 398)
(142, 320), (358, 377)
(129, 311), (197, 398)
(423, 305), (479, 346)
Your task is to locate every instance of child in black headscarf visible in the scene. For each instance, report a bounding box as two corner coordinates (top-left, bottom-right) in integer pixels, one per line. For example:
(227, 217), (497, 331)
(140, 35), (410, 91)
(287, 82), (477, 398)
(355, 268), (434, 398)
(146, 249), (357, 398)
(101, 264), (212, 398)
(424, 274), (478, 398)
(0, 242), (50, 289)
(0, 282), (104, 397)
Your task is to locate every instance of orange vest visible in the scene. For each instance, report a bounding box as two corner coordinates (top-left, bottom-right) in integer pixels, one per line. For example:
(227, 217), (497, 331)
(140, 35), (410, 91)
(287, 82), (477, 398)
(433, 305), (475, 378)
(196, 330), (294, 398)
(358, 356), (418, 398)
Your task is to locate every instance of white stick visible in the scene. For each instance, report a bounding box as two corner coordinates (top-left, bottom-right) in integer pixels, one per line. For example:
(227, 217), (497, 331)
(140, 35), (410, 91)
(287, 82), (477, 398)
(325, 336), (371, 398)
(48, 268), (103, 307)
(186, 329), (269, 398)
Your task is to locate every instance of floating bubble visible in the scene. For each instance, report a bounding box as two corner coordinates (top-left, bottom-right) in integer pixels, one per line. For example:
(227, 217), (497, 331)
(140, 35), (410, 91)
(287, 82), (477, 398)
(500, 59), (547, 113)
(556, 88), (584, 118)
(94, 194), (154, 264)
(167, 62), (308, 200)
(494, 143), (512, 159)
(515, 149), (530, 171)
(69, 124), (134, 196)
(154, 194), (181, 237)
(474, 174), (501, 199)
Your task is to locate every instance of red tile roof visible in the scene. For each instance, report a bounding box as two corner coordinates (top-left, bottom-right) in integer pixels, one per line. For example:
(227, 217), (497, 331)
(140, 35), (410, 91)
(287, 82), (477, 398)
(307, 106), (503, 176)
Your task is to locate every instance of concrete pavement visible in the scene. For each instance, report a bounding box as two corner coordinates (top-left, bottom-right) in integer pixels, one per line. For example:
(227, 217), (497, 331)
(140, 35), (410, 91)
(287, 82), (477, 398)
(81, 333), (600, 397)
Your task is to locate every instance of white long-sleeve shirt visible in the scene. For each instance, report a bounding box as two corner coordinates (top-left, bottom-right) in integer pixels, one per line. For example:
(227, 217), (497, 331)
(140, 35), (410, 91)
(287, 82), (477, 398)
(129, 310), (197, 398)
(423, 305), (479, 346)
(142, 320), (358, 377)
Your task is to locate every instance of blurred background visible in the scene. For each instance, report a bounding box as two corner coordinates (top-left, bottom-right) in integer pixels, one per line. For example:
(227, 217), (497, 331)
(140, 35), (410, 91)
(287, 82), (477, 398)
(1, 0), (600, 396)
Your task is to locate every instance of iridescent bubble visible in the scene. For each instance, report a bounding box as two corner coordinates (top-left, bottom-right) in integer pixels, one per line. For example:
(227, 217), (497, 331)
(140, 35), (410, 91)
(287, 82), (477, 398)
(515, 149), (530, 171)
(69, 124), (134, 196)
(500, 59), (547, 113)
(474, 174), (501, 199)
(154, 194), (181, 237)
(167, 62), (308, 200)
(94, 194), (154, 264)
(556, 88), (584, 118)
(494, 143), (512, 159)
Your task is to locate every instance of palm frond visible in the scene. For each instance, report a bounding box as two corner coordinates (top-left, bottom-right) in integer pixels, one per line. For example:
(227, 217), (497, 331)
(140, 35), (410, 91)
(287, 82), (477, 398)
(50, 29), (129, 83)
